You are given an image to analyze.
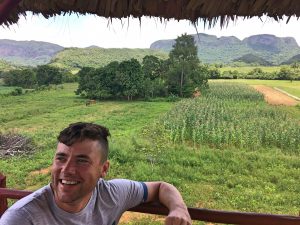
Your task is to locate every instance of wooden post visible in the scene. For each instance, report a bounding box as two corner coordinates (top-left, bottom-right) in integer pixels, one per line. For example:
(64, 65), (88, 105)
(0, 173), (8, 216)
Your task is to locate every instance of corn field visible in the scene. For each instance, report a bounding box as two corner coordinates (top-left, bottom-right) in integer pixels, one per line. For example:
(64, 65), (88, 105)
(162, 83), (300, 152)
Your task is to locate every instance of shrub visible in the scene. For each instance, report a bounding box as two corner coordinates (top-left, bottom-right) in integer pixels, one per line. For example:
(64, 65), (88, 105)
(11, 87), (23, 96)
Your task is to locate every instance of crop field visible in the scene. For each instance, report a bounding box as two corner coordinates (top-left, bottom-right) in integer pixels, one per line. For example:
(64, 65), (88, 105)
(211, 79), (300, 98)
(163, 83), (299, 151)
(0, 82), (300, 224)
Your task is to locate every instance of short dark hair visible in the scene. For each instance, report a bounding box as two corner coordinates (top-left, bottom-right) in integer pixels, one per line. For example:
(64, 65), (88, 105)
(57, 122), (110, 162)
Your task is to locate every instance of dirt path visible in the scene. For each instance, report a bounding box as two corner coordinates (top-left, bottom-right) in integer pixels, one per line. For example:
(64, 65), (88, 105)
(252, 85), (299, 106)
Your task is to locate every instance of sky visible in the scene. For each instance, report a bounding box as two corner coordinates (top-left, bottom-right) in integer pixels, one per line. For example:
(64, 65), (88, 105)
(1, 12), (300, 48)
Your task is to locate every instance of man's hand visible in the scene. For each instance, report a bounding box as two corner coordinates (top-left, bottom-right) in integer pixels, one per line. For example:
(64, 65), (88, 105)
(145, 182), (192, 225)
(165, 206), (192, 225)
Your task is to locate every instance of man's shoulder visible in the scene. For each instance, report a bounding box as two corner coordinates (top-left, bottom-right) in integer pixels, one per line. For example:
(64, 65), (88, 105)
(94, 178), (147, 215)
(0, 185), (51, 224)
(98, 178), (141, 190)
(96, 179), (147, 201)
(8, 184), (50, 212)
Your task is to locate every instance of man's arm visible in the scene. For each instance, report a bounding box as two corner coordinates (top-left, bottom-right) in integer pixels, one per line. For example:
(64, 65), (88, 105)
(145, 181), (192, 225)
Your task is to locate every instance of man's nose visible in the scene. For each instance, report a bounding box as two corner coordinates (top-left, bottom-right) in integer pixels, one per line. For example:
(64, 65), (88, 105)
(61, 159), (76, 174)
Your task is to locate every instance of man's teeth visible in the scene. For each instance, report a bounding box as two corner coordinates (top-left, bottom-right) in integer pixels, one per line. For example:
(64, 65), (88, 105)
(61, 180), (78, 185)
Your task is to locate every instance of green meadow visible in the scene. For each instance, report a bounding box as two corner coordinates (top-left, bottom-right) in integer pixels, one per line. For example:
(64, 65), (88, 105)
(0, 86), (18, 95)
(0, 82), (300, 224)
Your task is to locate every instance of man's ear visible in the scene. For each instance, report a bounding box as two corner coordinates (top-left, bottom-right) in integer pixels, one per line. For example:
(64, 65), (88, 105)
(100, 160), (110, 178)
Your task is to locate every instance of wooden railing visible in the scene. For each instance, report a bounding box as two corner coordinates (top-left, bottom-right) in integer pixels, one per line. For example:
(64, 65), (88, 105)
(1, 173), (300, 225)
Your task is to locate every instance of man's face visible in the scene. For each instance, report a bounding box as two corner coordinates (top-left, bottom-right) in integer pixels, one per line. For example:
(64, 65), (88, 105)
(51, 139), (109, 212)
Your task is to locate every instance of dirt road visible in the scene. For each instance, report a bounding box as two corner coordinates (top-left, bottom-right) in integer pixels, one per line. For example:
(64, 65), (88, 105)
(252, 85), (299, 106)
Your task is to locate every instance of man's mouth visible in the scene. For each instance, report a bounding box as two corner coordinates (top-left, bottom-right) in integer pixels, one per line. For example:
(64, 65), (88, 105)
(60, 179), (80, 185)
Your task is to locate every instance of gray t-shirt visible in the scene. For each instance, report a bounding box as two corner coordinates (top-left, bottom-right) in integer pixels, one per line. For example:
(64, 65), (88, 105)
(0, 179), (147, 225)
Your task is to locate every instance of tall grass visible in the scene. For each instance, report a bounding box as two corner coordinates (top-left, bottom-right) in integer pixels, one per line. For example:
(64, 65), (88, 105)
(163, 83), (300, 152)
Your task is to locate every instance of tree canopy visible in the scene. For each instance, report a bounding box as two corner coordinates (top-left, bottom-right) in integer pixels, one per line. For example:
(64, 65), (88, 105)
(167, 34), (208, 97)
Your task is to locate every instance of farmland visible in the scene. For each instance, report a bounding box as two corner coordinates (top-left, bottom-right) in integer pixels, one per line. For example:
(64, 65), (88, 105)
(211, 79), (300, 98)
(0, 81), (300, 224)
(163, 83), (299, 151)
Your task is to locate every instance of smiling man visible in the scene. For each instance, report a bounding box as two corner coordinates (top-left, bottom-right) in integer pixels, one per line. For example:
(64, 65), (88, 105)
(0, 122), (191, 225)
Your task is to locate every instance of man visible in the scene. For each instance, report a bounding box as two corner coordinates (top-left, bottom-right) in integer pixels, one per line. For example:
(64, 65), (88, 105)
(0, 122), (191, 225)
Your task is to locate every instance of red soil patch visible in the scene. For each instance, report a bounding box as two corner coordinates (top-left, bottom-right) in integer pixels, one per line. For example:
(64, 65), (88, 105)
(29, 166), (52, 176)
(119, 211), (163, 224)
(252, 85), (299, 106)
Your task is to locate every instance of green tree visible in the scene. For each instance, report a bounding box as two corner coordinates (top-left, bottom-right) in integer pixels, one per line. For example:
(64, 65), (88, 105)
(208, 68), (221, 79)
(141, 55), (167, 98)
(36, 65), (62, 86)
(166, 34), (209, 97)
(76, 62), (134, 100)
(290, 63), (300, 81)
(21, 69), (36, 88)
(277, 67), (294, 81)
(62, 70), (78, 83)
(168, 34), (200, 97)
(91, 61), (120, 99)
(102, 61), (121, 98)
(3, 70), (17, 86)
(247, 68), (264, 79)
(3, 68), (36, 88)
(116, 59), (144, 100)
(142, 55), (162, 80)
(76, 67), (96, 98)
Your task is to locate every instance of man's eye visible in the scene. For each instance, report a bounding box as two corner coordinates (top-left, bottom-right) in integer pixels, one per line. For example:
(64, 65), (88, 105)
(77, 159), (89, 164)
(56, 156), (66, 161)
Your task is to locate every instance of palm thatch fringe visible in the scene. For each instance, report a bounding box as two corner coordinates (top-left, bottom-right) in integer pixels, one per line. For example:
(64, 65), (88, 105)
(1, 0), (300, 27)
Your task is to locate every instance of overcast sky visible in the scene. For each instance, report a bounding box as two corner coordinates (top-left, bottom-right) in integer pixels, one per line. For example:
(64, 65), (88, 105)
(1, 12), (300, 48)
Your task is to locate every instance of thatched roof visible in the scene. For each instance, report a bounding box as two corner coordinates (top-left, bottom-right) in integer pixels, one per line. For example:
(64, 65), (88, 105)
(1, 0), (300, 27)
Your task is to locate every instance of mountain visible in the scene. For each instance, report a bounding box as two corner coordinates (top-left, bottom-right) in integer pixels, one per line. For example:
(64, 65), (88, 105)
(281, 54), (300, 65)
(49, 47), (168, 71)
(0, 39), (64, 66)
(2, 34), (300, 68)
(233, 53), (273, 66)
(150, 34), (300, 65)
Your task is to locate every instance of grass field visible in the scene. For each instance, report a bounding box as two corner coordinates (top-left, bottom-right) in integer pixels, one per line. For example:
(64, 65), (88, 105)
(0, 82), (300, 224)
(0, 85), (18, 95)
(211, 79), (300, 98)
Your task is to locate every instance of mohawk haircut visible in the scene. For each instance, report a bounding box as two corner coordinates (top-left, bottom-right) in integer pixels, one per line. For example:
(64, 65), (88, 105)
(58, 122), (110, 162)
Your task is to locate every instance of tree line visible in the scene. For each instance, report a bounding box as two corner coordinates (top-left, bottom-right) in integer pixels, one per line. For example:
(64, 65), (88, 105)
(1, 65), (77, 89)
(76, 34), (210, 100)
(208, 64), (300, 81)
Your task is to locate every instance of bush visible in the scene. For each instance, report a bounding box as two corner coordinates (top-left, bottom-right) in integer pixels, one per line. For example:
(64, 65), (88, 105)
(11, 87), (23, 96)
(166, 94), (180, 102)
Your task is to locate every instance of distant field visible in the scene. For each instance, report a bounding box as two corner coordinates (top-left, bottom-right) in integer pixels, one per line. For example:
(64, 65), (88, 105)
(211, 79), (300, 98)
(219, 66), (282, 73)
